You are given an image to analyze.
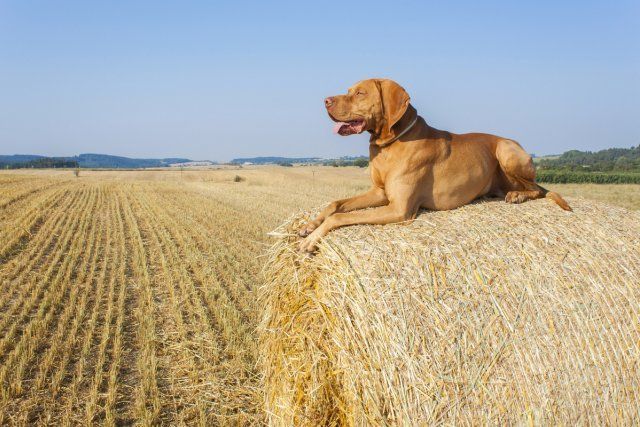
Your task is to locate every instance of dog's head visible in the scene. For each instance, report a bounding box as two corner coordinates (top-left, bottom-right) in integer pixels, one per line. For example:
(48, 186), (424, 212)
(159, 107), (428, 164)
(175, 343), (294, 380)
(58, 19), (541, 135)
(325, 78), (411, 141)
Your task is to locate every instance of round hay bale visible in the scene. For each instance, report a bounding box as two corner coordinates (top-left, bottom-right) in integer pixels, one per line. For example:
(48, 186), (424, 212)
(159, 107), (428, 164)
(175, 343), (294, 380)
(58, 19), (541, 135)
(259, 198), (640, 426)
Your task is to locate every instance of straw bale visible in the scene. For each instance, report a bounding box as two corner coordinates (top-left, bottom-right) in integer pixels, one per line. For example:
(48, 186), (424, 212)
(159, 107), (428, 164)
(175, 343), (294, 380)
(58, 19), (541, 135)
(259, 198), (640, 425)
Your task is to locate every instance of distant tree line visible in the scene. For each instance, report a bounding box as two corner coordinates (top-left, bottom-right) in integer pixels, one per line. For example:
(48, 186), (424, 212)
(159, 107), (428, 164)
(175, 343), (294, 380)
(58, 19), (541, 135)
(323, 157), (369, 168)
(534, 145), (640, 183)
(1, 157), (79, 169)
(537, 146), (640, 172)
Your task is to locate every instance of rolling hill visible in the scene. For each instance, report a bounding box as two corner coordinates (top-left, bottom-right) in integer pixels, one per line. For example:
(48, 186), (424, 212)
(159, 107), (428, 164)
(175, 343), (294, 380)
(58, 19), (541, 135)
(0, 153), (200, 169)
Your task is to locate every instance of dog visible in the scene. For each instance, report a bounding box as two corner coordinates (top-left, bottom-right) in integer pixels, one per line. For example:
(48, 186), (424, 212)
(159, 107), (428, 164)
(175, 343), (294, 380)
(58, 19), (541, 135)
(298, 78), (571, 252)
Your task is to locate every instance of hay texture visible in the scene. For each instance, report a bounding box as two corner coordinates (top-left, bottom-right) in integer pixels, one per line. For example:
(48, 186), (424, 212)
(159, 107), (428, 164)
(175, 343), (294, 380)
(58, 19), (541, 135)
(259, 198), (640, 426)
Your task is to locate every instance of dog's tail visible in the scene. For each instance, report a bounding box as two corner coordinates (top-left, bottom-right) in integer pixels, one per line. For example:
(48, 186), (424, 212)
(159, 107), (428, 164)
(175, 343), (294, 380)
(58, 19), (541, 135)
(512, 175), (573, 211)
(537, 184), (572, 211)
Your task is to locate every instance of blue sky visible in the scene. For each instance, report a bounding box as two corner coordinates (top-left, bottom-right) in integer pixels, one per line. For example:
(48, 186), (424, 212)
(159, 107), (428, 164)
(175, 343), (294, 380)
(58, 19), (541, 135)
(0, 1), (638, 161)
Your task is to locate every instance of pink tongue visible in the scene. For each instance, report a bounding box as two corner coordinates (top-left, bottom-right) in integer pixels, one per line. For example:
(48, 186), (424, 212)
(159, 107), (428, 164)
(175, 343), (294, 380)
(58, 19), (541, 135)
(333, 122), (349, 134)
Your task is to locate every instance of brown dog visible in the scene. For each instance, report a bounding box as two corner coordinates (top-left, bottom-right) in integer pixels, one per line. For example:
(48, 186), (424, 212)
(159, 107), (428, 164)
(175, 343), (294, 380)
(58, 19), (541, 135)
(298, 78), (571, 252)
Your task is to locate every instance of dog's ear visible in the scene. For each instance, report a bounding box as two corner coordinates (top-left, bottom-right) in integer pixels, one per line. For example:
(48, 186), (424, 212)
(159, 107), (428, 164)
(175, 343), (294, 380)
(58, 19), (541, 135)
(376, 79), (410, 140)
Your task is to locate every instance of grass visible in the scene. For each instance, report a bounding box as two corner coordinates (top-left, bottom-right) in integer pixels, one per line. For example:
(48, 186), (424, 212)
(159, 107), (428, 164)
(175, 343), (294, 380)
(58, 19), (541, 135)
(546, 183), (640, 210)
(0, 167), (638, 424)
(537, 170), (640, 184)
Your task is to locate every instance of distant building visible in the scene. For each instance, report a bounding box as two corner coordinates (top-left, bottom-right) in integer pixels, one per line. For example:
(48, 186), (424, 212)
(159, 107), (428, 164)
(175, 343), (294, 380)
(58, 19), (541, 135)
(170, 161), (215, 167)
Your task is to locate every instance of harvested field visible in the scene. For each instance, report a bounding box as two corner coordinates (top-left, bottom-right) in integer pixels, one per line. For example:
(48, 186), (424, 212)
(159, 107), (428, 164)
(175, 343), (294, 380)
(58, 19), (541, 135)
(261, 198), (640, 425)
(1, 177), (256, 424)
(0, 168), (639, 425)
(0, 167), (376, 425)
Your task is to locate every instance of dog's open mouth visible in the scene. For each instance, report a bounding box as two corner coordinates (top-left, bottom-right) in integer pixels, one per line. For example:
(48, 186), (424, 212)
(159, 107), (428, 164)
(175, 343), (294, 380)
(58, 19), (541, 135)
(333, 119), (366, 136)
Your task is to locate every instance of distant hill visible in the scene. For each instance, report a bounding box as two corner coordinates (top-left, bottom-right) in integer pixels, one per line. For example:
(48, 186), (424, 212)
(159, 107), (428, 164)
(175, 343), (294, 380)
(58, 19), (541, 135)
(0, 153), (203, 169)
(73, 153), (193, 168)
(230, 156), (323, 165)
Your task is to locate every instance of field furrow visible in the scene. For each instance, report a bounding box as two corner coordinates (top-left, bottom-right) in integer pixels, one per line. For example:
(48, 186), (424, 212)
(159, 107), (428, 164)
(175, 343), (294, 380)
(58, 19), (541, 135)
(129, 186), (225, 423)
(142, 186), (259, 347)
(82, 185), (122, 425)
(53, 185), (111, 425)
(26, 184), (106, 423)
(0, 185), (99, 422)
(0, 190), (82, 310)
(103, 188), (130, 425)
(0, 186), (93, 363)
(0, 183), (72, 262)
(0, 180), (64, 210)
(120, 188), (162, 425)
(0, 186), (78, 294)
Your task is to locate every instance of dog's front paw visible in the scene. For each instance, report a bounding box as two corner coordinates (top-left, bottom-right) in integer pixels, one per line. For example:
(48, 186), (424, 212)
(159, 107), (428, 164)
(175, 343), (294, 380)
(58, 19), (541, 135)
(298, 221), (319, 237)
(298, 229), (324, 253)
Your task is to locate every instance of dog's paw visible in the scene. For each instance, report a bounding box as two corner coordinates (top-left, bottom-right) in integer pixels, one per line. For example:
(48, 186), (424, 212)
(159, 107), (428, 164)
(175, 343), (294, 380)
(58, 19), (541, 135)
(298, 236), (317, 253)
(298, 221), (318, 237)
(298, 228), (324, 253)
(505, 191), (526, 204)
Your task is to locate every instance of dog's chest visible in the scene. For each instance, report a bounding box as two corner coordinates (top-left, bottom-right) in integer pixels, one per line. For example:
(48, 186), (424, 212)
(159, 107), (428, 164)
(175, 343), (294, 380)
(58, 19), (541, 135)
(370, 152), (394, 189)
(370, 145), (421, 189)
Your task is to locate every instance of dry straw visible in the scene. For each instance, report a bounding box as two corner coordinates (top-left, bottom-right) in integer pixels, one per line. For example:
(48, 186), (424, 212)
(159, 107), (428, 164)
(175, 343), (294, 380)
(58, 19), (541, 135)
(259, 197), (640, 426)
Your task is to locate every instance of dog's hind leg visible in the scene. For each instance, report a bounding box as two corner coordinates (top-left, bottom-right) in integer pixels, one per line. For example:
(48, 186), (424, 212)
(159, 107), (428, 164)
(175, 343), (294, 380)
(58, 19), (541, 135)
(495, 139), (571, 210)
(495, 139), (545, 204)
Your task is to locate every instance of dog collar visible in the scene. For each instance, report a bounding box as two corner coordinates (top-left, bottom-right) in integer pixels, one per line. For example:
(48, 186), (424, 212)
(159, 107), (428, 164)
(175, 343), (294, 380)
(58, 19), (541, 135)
(373, 116), (419, 148)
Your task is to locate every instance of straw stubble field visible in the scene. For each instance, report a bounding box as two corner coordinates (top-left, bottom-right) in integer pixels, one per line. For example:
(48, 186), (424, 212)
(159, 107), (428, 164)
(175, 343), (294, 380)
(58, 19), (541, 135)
(0, 167), (375, 425)
(0, 167), (638, 425)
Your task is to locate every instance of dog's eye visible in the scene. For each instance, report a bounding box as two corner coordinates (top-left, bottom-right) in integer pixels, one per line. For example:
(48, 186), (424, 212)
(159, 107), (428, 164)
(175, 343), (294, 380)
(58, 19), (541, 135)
(356, 91), (366, 97)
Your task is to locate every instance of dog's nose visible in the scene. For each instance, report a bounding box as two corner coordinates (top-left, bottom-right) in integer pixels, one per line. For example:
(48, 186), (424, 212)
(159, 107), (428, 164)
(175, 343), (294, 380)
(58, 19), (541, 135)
(324, 97), (334, 108)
